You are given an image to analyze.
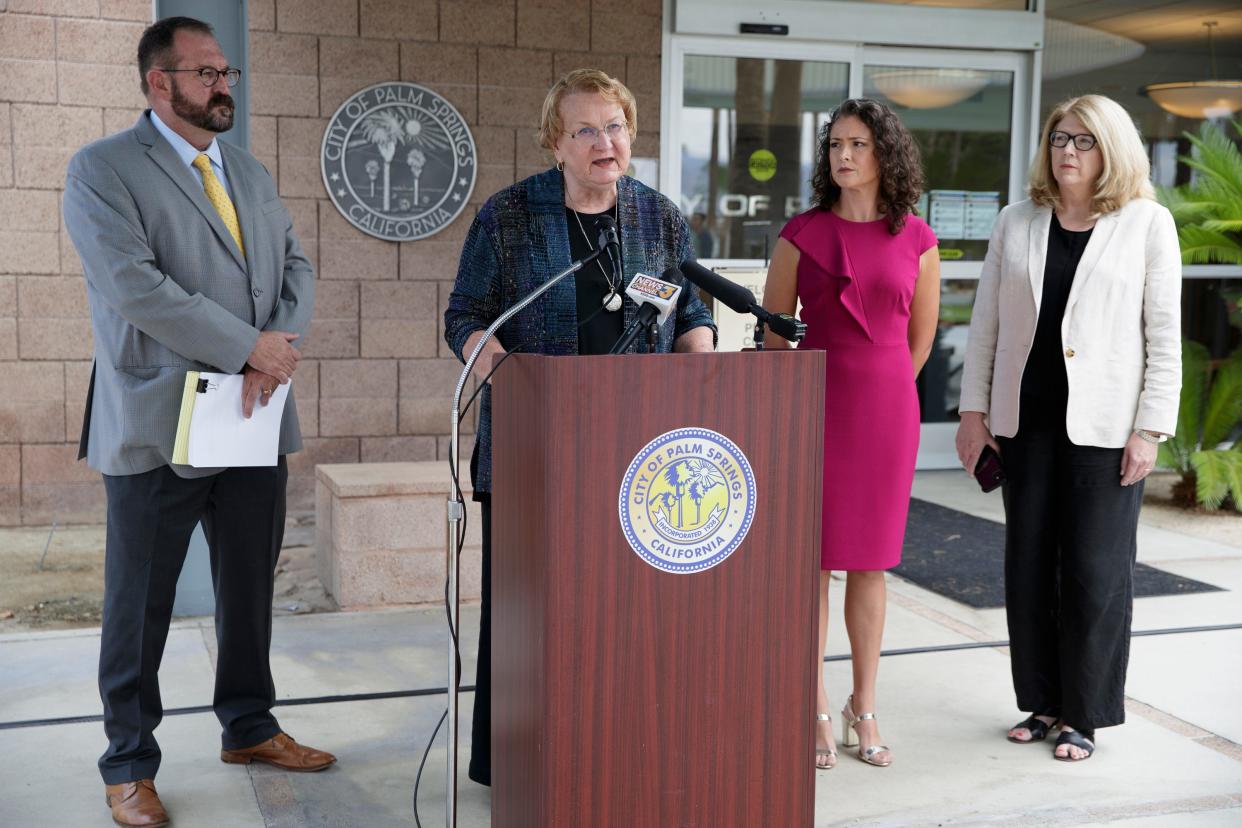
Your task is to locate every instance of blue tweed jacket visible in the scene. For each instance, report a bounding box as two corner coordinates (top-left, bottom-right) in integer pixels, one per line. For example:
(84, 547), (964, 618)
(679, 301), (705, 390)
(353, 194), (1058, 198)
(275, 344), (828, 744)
(444, 167), (717, 494)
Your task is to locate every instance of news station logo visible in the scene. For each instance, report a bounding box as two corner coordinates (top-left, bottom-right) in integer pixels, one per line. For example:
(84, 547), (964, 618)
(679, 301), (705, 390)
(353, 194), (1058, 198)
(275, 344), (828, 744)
(618, 428), (757, 574)
(321, 81), (476, 242)
(629, 274), (679, 301)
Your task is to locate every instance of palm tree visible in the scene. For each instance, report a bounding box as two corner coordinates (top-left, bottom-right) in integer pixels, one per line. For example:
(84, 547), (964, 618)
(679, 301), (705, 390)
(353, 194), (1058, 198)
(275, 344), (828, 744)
(1159, 342), (1242, 510)
(683, 459), (726, 524)
(1156, 117), (1242, 510)
(1159, 117), (1242, 265)
(662, 463), (686, 528)
(688, 481), (704, 524)
(406, 147), (426, 205)
(364, 159), (380, 198)
(358, 110), (406, 212)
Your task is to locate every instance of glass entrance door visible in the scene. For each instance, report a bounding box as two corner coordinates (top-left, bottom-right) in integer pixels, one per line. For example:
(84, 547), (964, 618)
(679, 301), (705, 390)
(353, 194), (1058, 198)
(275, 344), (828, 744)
(665, 38), (1033, 469)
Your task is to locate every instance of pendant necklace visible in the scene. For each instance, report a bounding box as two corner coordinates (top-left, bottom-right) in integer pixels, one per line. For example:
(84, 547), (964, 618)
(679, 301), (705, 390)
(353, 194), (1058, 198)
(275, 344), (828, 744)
(569, 198), (623, 312)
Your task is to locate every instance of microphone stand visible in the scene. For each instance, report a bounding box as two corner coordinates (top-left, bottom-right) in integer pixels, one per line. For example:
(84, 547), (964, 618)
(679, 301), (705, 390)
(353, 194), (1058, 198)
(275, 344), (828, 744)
(752, 318), (767, 351)
(443, 247), (606, 828)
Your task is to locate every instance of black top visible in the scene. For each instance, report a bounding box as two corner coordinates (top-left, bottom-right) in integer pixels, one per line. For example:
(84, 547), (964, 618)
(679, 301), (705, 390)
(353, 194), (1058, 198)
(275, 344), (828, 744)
(566, 207), (625, 355)
(1019, 213), (1093, 425)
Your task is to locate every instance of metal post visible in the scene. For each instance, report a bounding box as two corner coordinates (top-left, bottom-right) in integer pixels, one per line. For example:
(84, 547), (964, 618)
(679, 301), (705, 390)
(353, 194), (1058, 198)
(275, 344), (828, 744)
(442, 254), (595, 827)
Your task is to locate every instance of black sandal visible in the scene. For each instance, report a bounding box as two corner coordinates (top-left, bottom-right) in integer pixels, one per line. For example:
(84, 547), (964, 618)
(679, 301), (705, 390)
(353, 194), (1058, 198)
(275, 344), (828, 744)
(1053, 728), (1095, 761)
(1007, 714), (1059, 744)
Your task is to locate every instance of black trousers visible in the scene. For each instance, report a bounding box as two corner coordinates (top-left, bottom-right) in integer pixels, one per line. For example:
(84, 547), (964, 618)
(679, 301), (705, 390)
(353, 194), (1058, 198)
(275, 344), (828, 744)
(468, 498), (492, 786)
(97, 460), (287, 784)
(997, 426), (1142, 731)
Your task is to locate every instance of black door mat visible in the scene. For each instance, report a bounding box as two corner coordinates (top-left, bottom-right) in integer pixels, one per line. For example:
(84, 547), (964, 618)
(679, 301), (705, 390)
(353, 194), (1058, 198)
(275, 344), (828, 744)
(893, 499), (1223, 609)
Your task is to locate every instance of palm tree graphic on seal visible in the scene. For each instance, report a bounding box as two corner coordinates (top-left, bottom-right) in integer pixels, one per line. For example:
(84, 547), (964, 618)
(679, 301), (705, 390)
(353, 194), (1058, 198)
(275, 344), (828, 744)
(659, 458), (726, 529)
(358, 109), (404, 212)
(357, 106), (456, 213)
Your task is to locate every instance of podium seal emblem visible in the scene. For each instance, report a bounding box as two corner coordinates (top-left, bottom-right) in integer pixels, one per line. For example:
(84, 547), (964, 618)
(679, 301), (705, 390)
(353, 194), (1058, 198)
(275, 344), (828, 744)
(321, 81), (476, 242)
(618, 428), (757, 574)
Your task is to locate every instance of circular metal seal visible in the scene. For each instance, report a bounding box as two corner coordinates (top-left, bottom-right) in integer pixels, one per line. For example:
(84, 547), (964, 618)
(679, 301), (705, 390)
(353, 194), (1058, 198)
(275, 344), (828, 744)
(321, 81), (477, 242)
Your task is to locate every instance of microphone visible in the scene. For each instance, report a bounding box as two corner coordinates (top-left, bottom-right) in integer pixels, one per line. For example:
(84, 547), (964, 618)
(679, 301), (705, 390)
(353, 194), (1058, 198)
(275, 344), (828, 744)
(608, 267), (684, 355)
(679, 259), (755, 314)
(679, 259), (806, 344)
(596, 214), (623, 281)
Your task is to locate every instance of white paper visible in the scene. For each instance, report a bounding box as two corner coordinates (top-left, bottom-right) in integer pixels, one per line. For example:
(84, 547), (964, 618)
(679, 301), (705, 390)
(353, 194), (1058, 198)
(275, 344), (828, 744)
(187, 372), (290, 468)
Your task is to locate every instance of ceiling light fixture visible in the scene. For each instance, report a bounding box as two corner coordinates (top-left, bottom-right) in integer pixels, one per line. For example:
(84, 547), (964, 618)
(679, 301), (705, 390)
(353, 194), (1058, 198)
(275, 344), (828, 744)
(870, 68), (990, 110)
(1143, 22), (1242, 120)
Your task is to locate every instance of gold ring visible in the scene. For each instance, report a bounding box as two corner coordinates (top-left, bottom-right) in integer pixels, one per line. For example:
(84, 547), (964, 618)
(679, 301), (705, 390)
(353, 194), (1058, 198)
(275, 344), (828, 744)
(262, 387), (274, 396)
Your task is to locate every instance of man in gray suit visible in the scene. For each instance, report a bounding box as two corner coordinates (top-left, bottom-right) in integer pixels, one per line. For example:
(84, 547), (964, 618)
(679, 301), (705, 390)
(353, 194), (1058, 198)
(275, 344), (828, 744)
(64, 17), (332, 827)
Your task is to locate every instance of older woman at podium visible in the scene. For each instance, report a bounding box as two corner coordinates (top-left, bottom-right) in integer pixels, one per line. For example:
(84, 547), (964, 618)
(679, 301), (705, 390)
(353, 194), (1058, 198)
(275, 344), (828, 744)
(444, 68), (716, 787)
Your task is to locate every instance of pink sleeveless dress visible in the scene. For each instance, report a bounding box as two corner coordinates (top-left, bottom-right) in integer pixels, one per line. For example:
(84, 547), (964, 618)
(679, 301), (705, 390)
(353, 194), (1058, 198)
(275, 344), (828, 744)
(780, 208), (937, 571)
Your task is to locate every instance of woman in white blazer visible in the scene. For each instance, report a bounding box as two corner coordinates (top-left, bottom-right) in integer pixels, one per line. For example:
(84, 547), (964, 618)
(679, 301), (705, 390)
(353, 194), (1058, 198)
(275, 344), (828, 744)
(956, 94), (1181, 762)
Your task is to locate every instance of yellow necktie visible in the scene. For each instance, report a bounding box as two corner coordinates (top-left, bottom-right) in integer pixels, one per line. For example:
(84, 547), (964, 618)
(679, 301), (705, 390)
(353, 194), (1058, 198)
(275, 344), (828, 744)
(192, 153), (244, 256)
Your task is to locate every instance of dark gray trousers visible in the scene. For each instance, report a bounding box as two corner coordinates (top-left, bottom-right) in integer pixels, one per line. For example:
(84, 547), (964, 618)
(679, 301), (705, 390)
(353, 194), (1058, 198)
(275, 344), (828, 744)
(997, 427), (1143, 731)
(97, 459), (287, 784)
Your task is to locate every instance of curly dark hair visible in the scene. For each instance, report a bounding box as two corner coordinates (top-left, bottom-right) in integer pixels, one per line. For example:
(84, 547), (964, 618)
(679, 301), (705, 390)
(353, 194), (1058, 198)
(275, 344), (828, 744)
(810, 98), (924, 235)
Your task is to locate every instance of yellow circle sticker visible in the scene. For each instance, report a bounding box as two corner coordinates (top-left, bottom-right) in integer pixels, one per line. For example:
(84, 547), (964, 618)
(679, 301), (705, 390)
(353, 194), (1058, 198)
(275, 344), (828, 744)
(748, 149), (777, 182)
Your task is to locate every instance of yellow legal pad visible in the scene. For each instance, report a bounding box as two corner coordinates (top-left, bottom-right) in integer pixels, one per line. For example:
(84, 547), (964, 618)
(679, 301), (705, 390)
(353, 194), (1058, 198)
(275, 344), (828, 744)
(171, 371), (202, 465)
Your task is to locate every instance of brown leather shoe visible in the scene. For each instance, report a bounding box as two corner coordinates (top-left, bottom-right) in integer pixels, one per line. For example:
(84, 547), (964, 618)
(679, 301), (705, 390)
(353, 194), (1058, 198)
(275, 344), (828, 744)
(104, 778), (170, 828)
(220, 731), (336, 772)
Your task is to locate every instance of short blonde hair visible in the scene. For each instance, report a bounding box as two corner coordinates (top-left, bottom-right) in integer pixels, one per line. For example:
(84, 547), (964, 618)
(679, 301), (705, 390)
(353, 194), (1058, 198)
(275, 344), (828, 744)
(538, 69), (637, 152)
(1028, 94), (1154, 216)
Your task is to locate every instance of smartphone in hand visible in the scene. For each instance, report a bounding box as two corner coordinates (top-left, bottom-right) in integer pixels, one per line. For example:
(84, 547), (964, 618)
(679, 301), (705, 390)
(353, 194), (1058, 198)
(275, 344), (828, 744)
(974, 444), (1005, 493)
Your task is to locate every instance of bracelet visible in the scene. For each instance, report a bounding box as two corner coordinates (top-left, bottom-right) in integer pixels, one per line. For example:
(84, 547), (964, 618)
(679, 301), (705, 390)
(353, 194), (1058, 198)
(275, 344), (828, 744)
(1134, 429), (1165, 444)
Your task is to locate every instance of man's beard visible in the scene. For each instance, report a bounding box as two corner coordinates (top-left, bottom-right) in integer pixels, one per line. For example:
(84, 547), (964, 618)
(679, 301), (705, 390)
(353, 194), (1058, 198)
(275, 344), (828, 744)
(170, 79), (234, 133)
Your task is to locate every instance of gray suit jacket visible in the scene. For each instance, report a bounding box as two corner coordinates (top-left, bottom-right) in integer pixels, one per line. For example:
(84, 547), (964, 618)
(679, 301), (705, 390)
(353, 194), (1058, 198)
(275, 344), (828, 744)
(64, 111), (315, 478)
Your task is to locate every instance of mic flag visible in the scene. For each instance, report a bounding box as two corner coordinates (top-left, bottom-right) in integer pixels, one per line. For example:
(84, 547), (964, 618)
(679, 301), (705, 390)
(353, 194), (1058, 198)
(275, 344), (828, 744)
(624, 270), (683, 326)
(608, 267), (684, 355)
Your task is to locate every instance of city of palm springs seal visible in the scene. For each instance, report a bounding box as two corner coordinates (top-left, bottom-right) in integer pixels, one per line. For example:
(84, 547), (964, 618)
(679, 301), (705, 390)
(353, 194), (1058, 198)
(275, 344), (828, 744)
(618, 428), (757, 574)
(321, 81), (476, 242)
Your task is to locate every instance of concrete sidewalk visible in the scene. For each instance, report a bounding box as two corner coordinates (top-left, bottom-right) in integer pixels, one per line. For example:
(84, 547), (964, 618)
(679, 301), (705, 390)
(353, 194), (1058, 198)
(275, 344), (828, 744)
(1, 472), (1240, 827)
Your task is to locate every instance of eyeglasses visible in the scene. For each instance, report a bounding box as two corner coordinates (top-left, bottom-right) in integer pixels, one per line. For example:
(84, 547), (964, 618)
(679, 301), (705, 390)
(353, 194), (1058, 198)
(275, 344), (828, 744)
(158, 66), (242, 88)
(565, 122), (628, 142)
(1049, 131), (1097, 151)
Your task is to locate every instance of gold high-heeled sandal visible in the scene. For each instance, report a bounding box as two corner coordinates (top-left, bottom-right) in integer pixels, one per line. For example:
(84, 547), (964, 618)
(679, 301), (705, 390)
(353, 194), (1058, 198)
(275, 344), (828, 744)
(815, 713), (837, 769)
(841, 694), (892, 767)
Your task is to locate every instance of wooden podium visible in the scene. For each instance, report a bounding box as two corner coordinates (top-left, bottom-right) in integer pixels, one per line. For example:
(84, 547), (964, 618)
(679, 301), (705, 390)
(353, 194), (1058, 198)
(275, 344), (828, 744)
(491, 350), (825, 827)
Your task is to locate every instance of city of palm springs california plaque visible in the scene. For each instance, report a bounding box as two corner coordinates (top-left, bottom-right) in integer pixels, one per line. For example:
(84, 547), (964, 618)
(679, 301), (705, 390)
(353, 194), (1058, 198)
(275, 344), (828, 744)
(321, 82), (477, 242)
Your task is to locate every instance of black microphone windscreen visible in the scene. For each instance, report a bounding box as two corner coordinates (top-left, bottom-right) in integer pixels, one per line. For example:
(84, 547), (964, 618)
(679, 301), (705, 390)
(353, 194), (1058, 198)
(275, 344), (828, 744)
(679, 259), (754, 314)
(660, 265), (685, 286)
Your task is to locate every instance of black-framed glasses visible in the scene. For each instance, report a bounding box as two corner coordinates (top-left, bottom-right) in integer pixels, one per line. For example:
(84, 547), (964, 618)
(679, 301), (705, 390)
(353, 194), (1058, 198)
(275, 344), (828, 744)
(1049, 131), (1096, 151)
(565, 122), (627, 142)
(158, 66), (242, 88)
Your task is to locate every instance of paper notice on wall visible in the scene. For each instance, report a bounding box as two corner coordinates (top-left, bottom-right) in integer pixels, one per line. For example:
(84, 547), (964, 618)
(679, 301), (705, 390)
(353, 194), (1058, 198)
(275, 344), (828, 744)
(929, 190), (967, 240)
(964, 192), (1000, 240)
(929, 190), (1000, 241)
(703, 264), (781, 352)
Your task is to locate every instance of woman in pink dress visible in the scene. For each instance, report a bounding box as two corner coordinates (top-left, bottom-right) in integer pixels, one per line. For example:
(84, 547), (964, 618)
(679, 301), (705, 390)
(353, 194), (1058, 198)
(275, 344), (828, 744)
(766, 98), (941, 770)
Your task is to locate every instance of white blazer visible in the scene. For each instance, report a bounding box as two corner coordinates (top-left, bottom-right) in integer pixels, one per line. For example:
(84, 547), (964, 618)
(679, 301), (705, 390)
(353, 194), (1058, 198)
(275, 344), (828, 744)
(958, 197), (1181, 447)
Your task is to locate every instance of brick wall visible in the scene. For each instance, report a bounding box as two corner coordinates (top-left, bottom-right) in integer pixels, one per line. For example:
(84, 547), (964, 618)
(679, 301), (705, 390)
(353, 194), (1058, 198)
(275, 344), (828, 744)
(0, 0), (664, 525)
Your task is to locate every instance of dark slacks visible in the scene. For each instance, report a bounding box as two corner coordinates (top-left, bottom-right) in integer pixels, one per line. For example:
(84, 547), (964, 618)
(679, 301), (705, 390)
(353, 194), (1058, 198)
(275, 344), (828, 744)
(997, 425), (1142, 731)
(98, 459), (287, 784)
(468, 498), (492, 786)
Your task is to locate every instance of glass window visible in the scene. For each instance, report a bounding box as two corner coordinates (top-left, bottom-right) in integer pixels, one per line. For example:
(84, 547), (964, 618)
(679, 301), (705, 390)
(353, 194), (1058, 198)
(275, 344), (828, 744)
(680, 55), (849, 260)
(918, 279), (977, 423)
(864, 65), (1014, 261)
(853, 0), (1028, 7)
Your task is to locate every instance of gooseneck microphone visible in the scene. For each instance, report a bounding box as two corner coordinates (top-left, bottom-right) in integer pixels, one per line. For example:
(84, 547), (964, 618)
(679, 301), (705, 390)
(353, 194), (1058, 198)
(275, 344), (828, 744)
(608, 267), (684, 354)
(596, 214), (623, 281)
(679, 259), (807, 345)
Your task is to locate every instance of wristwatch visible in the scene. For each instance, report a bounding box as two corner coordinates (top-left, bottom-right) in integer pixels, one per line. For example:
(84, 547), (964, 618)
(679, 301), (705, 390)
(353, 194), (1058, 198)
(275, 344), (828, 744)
(1135, 429), (1168, 444)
